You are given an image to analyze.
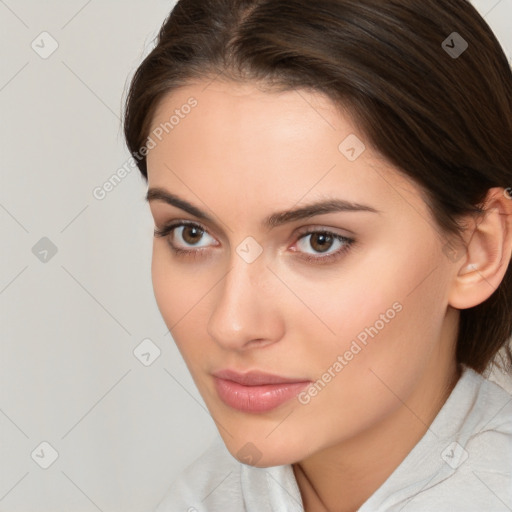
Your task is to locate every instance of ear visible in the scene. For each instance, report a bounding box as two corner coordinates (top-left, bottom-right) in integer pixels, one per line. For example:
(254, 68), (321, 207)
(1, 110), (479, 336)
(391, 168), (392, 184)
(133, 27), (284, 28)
(448, 187), (512, 309)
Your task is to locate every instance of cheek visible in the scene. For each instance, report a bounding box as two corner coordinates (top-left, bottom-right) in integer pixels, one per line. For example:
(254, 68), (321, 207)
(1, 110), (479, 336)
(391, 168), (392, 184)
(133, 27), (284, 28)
(150, 248), (210, 380)
(150, 244), (207, 335)
(280, 244), (415, 355)
(151, 244), (178, 323)
(304, 243), (450, 418)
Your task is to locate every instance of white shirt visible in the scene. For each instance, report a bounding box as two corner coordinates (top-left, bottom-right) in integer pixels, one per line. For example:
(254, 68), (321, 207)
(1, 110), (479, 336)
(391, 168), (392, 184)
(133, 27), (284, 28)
(155, 365), (512, 511)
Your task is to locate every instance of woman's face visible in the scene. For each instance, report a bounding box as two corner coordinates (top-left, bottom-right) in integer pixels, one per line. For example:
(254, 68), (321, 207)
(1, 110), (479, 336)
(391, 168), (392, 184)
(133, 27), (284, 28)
(146, 80), (460, 467)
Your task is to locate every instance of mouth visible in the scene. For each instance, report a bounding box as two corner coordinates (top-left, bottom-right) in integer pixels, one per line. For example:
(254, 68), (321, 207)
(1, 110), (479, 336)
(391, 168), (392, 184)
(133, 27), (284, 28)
(212, 369), (312, 413)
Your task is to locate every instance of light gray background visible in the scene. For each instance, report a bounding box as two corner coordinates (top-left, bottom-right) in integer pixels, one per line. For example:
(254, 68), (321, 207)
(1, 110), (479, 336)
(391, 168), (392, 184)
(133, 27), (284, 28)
(1, 1), (511, 511)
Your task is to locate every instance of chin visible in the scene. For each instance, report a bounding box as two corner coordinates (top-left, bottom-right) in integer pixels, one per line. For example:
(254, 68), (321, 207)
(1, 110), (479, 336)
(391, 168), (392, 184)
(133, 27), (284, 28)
(220, 432), (310, 468)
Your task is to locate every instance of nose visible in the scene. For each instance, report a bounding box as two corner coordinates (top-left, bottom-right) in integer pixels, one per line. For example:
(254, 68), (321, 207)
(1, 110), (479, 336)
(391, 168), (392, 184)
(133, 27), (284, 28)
(206, 250), (285, 351)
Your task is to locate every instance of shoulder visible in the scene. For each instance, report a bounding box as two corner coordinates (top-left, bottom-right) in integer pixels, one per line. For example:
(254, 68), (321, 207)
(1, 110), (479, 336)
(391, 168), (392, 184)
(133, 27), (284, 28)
(410, 369), (512, 511)
(464, 367), (512, 435)
(360, 367), (512, 512)
(154, 437), (244, 512)
(459, 369), (512, 476)
(440, 367), (512, 479)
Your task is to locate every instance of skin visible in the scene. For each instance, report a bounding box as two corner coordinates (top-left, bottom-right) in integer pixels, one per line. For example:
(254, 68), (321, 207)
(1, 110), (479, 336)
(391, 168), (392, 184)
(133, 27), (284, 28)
(145, 80), (512, 512)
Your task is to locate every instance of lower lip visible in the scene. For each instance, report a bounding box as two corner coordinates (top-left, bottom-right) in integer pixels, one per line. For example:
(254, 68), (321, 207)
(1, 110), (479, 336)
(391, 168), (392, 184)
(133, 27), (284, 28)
(213, 377), (311, 413)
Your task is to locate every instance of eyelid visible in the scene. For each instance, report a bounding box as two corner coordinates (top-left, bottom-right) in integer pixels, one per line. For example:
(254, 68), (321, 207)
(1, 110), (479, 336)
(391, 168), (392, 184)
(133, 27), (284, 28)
(155, 220), (353, 240)
(294, 223), (354, 239)
(154, 220), (218, 247)
(154, 219), (355, 263)
(291, 228), (354, 263)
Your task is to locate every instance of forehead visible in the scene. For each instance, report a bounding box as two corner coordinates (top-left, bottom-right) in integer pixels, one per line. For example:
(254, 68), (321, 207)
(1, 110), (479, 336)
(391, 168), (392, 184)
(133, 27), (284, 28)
(146, 80), (424, 222)
(148, 80), (346, 162)
(151, 79), (340, 123)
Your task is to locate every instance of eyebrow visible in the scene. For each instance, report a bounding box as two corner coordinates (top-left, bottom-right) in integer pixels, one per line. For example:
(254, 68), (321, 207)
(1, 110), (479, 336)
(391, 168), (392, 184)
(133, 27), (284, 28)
(146, 187), (380, 228)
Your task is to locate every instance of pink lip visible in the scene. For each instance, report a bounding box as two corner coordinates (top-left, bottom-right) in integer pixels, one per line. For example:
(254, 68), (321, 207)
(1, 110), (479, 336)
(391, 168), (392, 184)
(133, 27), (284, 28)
(212, 369), (311, 413)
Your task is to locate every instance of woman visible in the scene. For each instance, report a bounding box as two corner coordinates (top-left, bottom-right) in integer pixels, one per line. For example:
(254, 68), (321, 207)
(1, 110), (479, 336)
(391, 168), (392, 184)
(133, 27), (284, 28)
(124, 0), (512, 510)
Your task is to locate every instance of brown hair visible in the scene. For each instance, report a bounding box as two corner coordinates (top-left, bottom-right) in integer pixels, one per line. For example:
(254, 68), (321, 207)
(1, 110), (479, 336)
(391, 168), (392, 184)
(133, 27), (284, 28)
(124, 0), (512, 373)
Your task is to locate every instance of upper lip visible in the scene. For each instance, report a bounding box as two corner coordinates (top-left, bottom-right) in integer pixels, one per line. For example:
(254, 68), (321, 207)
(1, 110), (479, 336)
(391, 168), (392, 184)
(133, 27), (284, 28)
(212, 369), (311, 386)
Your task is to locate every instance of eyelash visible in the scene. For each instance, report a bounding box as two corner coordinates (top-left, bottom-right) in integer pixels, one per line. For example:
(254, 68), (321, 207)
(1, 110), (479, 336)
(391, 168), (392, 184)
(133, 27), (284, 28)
(153, 221), (355, 265)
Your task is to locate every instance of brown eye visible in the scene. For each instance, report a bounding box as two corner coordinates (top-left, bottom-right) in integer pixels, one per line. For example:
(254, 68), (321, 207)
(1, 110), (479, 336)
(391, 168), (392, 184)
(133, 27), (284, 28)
(181, 225), (204, 245)
(294, 229), (354, 264)
(308, 233), (335, 253)
(153, 221), (217, 253)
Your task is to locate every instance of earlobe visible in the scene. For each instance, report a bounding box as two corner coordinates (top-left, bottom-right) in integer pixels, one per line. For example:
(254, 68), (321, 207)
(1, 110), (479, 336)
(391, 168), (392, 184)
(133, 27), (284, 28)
(448, 187), (512, 310)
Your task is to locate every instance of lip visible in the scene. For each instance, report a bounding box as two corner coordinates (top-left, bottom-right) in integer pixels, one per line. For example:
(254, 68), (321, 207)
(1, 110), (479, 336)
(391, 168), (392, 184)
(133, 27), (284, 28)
(212, 369), (311, 413)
